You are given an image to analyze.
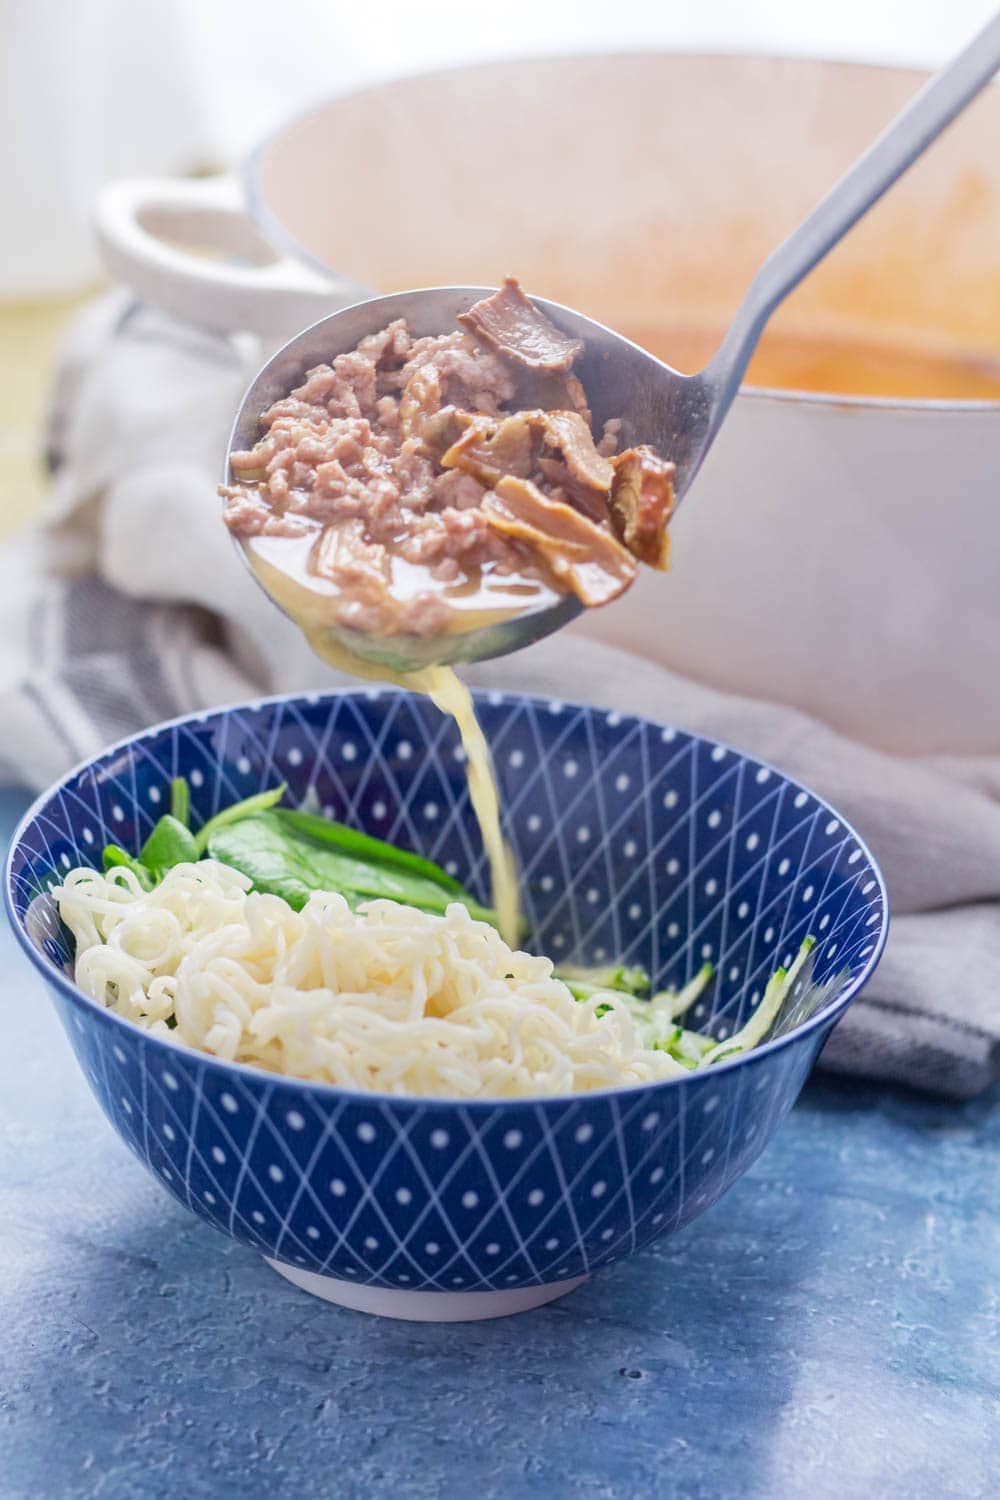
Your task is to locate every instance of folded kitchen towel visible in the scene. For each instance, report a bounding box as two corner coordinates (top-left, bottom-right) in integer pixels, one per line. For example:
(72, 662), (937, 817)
(2, 295), (997, 1097)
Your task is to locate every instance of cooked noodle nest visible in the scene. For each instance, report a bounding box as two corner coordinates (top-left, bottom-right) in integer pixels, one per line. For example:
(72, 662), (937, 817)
(54, 860), (686, 1097)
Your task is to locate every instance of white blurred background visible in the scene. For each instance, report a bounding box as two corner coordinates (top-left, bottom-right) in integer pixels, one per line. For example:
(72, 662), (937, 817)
(4, 0), (997, 295)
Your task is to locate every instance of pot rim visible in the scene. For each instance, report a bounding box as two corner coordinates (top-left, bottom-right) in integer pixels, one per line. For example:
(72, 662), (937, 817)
(242, 49), (1000, 415)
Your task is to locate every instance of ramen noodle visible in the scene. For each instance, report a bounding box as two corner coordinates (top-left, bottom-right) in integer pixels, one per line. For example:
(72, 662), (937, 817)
(54, 860), (690, 1098)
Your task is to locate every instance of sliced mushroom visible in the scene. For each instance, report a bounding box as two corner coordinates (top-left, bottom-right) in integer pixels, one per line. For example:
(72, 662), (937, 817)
(514, 367), (592, 426)
(442, 408), (613, 523)
(459, 277), (584, 372)
(537, 410), (613, 512)
(310, 519), (391, 603)
(609, 446), (676, 569)
(398, 363), (443, 441)
(482, 476), (636, 608)
(440, 412), (539, 486)
(418, 404), (472, 462)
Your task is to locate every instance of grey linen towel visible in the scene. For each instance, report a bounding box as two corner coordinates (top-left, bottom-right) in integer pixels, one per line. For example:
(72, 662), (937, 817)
(2, 297), (997, 1097)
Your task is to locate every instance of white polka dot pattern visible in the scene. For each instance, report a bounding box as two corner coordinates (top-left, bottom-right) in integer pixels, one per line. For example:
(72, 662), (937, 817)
(6, 689), (886, 1293)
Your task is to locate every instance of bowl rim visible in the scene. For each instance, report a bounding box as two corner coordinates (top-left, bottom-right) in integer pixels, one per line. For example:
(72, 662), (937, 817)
(4, 686), (890, 1110)
(242, 49), (1000, 415)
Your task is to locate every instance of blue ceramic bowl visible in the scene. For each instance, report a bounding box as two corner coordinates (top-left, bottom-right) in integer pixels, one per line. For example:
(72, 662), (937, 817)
(5, 690), (887, 1321)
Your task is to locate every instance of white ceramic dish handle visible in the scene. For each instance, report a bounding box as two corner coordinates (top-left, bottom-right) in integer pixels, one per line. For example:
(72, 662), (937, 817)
(95, 174), (367, 337)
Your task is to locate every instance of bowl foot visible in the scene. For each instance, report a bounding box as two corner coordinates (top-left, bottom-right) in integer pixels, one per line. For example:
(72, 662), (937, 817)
(264, 1259), (586, 1321)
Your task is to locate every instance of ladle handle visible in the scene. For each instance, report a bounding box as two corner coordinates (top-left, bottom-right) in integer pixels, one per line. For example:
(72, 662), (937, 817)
(707, 11), (1000, 416)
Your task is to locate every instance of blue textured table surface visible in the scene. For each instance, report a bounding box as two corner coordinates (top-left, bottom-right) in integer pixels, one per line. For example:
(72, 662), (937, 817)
(1, 785), (997, 1500)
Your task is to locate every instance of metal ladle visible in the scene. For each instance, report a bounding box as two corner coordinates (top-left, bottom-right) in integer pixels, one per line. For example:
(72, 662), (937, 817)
(225, 13), (1000, 673)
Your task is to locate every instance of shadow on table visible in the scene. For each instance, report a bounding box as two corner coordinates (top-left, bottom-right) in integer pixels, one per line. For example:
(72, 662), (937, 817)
(5, 1073), (997, 1500)
(804, 1068), (999, 1125)
(0, 1126), (834, 1498)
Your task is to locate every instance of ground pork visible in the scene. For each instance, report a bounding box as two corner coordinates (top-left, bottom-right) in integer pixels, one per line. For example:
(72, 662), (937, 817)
(222, 282), (673, 636)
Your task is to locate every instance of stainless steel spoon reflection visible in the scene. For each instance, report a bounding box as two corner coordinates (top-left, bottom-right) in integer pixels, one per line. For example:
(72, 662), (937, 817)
(224, 14), (1000, 673)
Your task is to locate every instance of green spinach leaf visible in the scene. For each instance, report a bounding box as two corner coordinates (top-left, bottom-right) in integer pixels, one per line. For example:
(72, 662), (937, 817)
(274, 807), (467, 894)
(192, 783), (287, 855)
(101, 844), (154, 889)
(170, 777), (190, 827)
(207, 811), (495, 924)
(139, 815), (199, 875)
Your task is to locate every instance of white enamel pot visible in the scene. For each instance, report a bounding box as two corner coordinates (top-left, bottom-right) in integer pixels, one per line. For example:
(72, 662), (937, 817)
(95, 54), (1000, 756)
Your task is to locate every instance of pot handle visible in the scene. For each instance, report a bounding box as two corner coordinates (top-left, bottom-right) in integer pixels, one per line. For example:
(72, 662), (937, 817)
(95, 175), (370, 338)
